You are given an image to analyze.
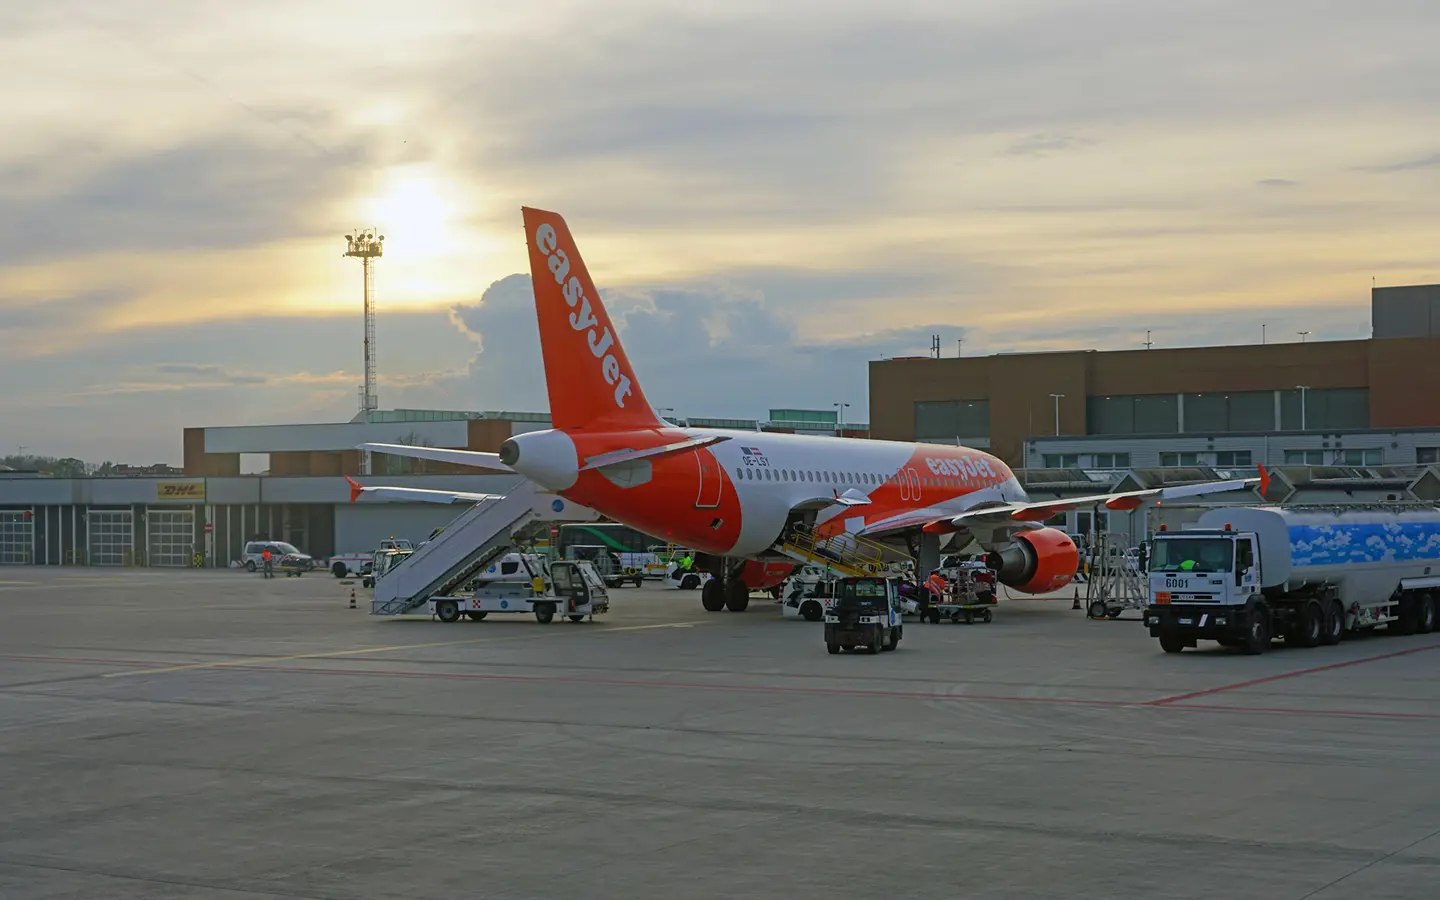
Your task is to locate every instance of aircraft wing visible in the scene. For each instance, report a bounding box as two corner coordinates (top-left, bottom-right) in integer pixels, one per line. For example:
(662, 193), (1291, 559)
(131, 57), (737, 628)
(846, 469), (1268, 541)
(344, 476), (503, 505)
(358, 443), (513, 472)
(944, 467), (1270, 527)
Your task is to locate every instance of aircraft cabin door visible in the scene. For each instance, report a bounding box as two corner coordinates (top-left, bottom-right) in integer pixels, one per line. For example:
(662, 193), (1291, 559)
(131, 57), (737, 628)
(695, 450), (722, 508)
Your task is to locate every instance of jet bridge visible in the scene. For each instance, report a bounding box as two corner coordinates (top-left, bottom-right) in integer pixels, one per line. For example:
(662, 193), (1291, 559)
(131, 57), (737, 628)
(370, 481), (597, 616)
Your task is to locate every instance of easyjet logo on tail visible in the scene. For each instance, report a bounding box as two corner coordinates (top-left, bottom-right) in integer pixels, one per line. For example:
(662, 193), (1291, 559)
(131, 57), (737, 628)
(534, 223), (633, 409)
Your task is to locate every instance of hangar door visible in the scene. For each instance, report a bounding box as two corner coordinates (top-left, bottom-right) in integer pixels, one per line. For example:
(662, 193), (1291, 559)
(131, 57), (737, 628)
(147, 509), (195, 568)
(0, 511), (34, 565)
(87, 510), (134, 566)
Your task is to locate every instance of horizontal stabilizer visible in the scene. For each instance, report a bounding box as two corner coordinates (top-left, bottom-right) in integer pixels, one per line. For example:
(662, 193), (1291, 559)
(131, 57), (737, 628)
(578, 434), (730, 472)
(358, 443), (514, 473)
(345, 476), (502, 505)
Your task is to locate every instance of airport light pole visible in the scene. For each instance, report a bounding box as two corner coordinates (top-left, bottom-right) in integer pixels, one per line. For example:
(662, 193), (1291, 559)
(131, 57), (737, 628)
(1296, 385), (1309, 431)
(834, 402), (850, 430)
(1049, 393), (1065, 435)
(1298, 331), (1311, 343)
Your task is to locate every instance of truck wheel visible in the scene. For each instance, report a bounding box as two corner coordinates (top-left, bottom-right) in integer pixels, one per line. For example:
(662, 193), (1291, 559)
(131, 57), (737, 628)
(868, 633), (882, 654)
(1287, 601), (1322, 648)
(1395, 595), (1419, 636)
(1320, 600), (1344, 645)
(435, 599), (460, 623)
(1159, 633), (1186, 654)
(827, 642), (840, 654)
(633, 576), (643, 588)
(466, 611), (487, 621)
(800, 601), (823, 622)
(982, 608), (993, 623)
(534, 602), (556, 624)
(885, 627), (900, 651)
(568, 614), (585, 622)
(1241, 607), (1270, 655)
(331, 562), (347, 578)
(1416, 593), (1435, 634)
(682, 574), (702, 591)
(1088, 600), (1107, 619)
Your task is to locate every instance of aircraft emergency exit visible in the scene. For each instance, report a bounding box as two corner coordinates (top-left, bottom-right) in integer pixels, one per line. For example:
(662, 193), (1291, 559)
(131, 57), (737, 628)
(354, 207), (1269, 612)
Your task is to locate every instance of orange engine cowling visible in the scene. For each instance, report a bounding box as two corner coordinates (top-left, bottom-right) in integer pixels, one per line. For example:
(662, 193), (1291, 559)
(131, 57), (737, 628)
(983, 527), (1078, 594)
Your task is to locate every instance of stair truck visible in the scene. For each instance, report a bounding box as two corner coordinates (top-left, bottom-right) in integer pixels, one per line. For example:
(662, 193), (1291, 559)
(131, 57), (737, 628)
(1144, 506), (1440, 655)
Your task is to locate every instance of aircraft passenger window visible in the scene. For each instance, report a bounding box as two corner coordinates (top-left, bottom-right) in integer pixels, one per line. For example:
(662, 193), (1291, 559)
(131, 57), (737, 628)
(736, 468), (743, 480)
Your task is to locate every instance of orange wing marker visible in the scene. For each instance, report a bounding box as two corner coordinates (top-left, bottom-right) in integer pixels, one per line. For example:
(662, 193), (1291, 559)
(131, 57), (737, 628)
(344, 475), (364, 503)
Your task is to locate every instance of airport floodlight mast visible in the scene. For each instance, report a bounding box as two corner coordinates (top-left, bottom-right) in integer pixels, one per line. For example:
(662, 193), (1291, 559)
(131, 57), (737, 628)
(343, 229), (384, 417)
(344, 229), (383, 475)
(834, 402), (850, 429)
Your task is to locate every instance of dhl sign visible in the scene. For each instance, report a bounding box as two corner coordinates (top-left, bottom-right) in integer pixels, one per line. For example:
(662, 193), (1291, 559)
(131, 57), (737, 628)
(156, 482), (205, 501)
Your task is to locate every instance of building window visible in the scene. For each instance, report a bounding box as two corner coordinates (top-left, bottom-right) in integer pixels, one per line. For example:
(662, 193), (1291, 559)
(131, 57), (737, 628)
(1284, 449), (1325, 465)
(1279, 388), (1369, 431)
(914, 400), (989, 440)
(1420, 448), (1440, 465)
(1336, 448), (1383, 466)
(1086, 394), (1179, 435)
(1182, 391), (1274, 433)
(1214, 450), (1252, 467)
(1160, 452), (1201, 467)
(1092, 453), (1130, 469)
(1043, 454), (1080, 468)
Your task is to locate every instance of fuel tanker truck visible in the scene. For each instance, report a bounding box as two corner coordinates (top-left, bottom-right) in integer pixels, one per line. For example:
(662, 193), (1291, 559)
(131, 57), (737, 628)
(1143, 506), (1440, 655)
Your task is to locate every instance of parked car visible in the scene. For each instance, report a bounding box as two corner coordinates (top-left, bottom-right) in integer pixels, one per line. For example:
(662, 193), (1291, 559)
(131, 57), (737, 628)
(241, 540), (316, 573)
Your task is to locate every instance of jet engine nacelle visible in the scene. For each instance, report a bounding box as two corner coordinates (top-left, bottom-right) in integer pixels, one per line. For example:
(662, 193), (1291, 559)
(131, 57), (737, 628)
(983, 527), (1078, 594)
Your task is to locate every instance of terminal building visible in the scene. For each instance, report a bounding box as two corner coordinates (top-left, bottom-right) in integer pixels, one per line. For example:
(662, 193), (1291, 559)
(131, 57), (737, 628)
(869, 284), (1440, 470)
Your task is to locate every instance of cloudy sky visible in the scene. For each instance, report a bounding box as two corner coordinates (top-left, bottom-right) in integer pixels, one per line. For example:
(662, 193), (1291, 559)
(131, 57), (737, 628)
(4, 0), (1439, 462)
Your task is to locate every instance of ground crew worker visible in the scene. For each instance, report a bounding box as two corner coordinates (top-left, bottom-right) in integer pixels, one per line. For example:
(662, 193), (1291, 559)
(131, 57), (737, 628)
(261, 548), (273, 578)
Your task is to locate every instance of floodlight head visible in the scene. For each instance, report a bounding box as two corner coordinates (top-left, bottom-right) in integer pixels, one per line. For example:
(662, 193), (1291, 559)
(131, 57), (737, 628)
(345, 234), (353, 241)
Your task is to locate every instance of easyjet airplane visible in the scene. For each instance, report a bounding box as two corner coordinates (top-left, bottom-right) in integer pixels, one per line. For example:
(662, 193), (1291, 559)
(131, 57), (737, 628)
(351, 208), (1268, 612)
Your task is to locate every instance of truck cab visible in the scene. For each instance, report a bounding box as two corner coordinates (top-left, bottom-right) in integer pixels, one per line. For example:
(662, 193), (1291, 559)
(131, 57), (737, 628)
(1145, 527), (1272, 654)
(1148, 530), (1260, 609)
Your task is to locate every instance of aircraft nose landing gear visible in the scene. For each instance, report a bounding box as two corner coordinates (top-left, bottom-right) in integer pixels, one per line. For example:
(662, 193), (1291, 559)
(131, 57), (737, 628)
(699, 559), (751, 612)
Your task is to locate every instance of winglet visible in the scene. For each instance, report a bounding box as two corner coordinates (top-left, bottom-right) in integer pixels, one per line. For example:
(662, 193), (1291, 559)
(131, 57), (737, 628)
(344, 475), (364, 504)
(1257, 464), (1271, 499)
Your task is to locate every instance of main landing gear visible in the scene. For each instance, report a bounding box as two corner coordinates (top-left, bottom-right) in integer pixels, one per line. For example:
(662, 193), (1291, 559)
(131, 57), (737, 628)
(700, 560), (751, 612)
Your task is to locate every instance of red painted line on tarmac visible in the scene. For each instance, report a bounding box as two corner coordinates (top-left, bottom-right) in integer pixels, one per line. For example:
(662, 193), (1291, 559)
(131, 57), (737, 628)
(1162, 702), (1440, 721)
(1145, 643), (1440, 706)
(0, 653), (184, 668)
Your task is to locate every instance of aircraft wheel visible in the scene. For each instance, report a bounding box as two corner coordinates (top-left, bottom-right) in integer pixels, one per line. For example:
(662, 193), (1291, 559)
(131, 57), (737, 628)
(724, 578), (750, 612)
(701, 579), (725, 611)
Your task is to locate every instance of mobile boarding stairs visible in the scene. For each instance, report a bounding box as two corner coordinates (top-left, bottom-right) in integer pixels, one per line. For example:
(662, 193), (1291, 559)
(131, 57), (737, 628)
(370, 481), (598, 616)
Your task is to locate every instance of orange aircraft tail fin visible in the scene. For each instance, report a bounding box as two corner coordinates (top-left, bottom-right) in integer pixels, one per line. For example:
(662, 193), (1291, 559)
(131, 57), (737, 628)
(521, 207), (663, 432)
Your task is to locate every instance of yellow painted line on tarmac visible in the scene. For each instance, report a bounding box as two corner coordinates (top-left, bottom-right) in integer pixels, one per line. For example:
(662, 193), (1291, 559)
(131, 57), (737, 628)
(0, 580), (38, 586)
(103, 620), (709, 678)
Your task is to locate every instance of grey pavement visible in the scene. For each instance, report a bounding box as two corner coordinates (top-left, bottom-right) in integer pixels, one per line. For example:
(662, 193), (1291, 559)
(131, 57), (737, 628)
(0, 568), (1436, 899)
